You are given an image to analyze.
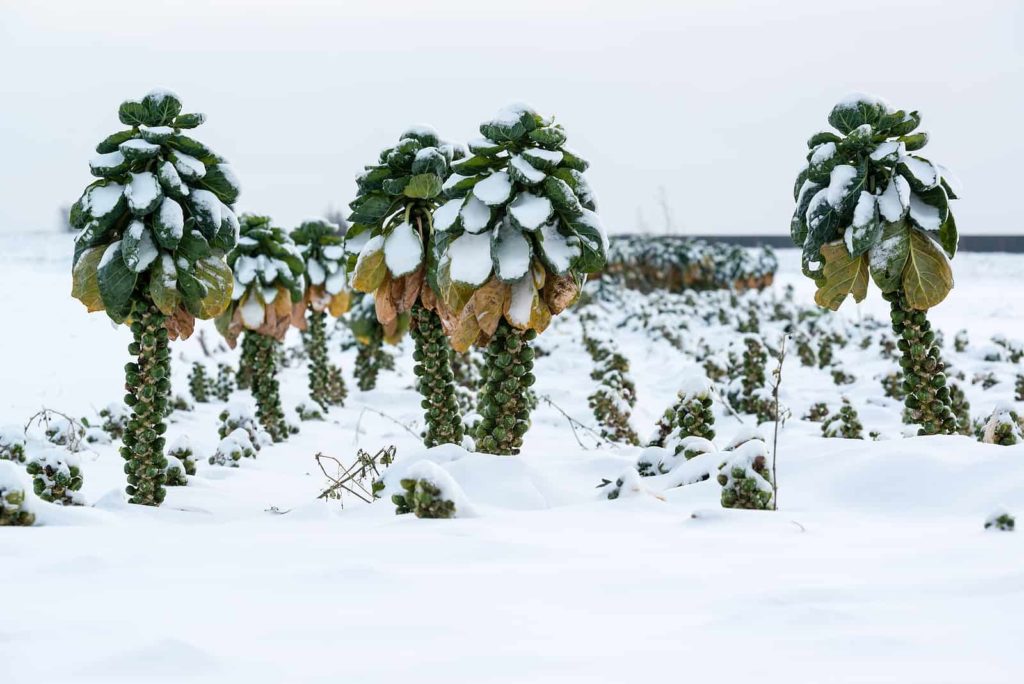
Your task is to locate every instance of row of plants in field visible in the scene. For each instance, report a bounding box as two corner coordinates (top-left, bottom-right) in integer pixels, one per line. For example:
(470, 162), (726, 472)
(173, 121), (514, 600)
(601, 235), (778, 293)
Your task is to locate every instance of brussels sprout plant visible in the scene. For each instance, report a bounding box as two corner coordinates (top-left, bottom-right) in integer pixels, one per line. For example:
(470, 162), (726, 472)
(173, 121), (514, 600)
(70, 90), (238, 505)
(216, 215), (304, 441)
(791, 94), (960, 435)
(345, 127), (466, 447)
(291, 219), (351, 412)
(428, 104), (608, 454)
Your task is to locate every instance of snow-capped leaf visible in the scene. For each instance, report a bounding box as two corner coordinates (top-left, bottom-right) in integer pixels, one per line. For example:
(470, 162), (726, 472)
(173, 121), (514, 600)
(908, 186), (948, 232)
(157, 161), (189, 199)
(509, 155), (546, 186)
(534, 223), (580, 276)
(384, 221), (423, 277)
(459, 196), (493, 234)
(190, 189), (223, 238)
(868, 220), (910, 293)
(118, 138), (160, 163)
(121, 221), (158, 273)
(153, 198), (184, 249)
(142, 89), (182, 126)
(877, 175), (910, 223)
(938, 212), (958, 259)
(847, 191), (880, 257)
(447, 231), (493, 286)
(897, 155), (939, 192)
(472, 170), (513, 206)
(433, 197), (463, 232)
(791, 180), (821, 246)
(124, 172), (163, 217)
(541, 175), (583, 218)
(509, 192), (553, 232)
(149, 254), (180, 316)
(828, 94), (888, 134)
(96, 241), (137, 322)
(351, 235), (387, 293)
(198, 164), (240, 204)
(814, 242), (869, 311)
(902, 229), (953, 310)
(491, 220), (532, 282)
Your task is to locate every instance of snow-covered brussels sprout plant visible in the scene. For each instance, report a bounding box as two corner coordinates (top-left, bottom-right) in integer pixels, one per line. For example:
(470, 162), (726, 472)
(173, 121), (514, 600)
(345, 127), (466, 447)
(433, 104), (608, 455)
(216, 215), (304, 441)
(291, 219), (350, 412)
(791, 94), (960, 435)
(70, 90), (238, 506)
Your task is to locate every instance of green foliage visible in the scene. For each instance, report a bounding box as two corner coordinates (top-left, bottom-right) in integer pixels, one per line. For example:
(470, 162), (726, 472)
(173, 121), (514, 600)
(431, 104), (607, 350)
(985, 512), (1015, 532)
(582, 325), (640, 445)
(981, 406), (1023, 446)
(821, 398), (864, 439)
(26, 452), (84, 505)
(392, 478), (455, 518)
(791, 94), (958, 311)
(717, 433), (775, 510)
(237, 333), (257, 389)
(216, 214), (304, 347)
(412, 304), (464, 447)
(165, 437), (195, 485)
(214, 363), (235, 401)
(0, 473), (35, 527)
(804, 402), (829, 422)
(71, 89), (237, 332)
(304, 311), (339, 412)
(0, 430), (26, 464)
(953, 329), (969, 353)
(474, 322), (536, 455)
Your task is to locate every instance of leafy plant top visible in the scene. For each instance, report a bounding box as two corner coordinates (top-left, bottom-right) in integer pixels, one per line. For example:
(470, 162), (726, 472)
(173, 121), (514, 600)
(791, 93), (959, 311)
(430, 104), (609, 351)
(291, 219), (350, 317)
(71, 89), (238, 338)
(216, 214), (304, 346)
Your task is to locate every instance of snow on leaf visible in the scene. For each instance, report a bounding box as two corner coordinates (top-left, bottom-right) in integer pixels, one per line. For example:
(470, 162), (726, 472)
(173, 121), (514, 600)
(908, 192), (942, 231)
(433, 197), (463, 232)
(877, 175), (910, 222)
(826, 165), (858, 207)
(472, 170), (513, 206)
(171, 150), (206, 180)
(459, 196), (492, 234)
(124, 172), (162, 216)
(447, 231), (493, 286)
(240, 291), (266, 329)
(536, 222), (580, 275)
(83, 183), (125, 219)
(509, 192), (553, 231)
(491, 219), (531, 282)
(384, 221), (423, 277)
(509, 155), (546, 185)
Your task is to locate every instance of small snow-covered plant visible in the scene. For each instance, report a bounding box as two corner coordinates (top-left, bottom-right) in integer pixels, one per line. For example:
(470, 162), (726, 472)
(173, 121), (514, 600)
(804, 402), (829, 422)
(655, 376), (716, 453)
(291, 219), (350, 412)
(188, 362), (211, 402)
(208, 428), (256, 467)
(953, 329), (969, 353)
(730, 335), (772, 421)
(295, 403), (324, 422)
(345, 129), (465, 447)
(981, 404), (1023, 446)
(831, 367), (855, 386)
(587, 351), (640, 445)
(213, 363), (234, 401)
(0, 427), (27, 463)
(717, 430), (775, 511)
(165, 435), (195, 485)
(794, 333), (816, 367)
(392, 478), (455, 518)
(168, 393), (193, 413)
(821, 397), (864, 439)
(26, 448), (84, 505)
(216, 215), (305, 441)
(1016, 375), (1024, 402)
(217, 405), (270, 451)
(791, 94), (960, 436)
(649, 436), (717, 477)
(347, 293), (402, 392)
(70, 90), (238, 506)
(973, 371), (999, 390)
(430, 104), (608, 455)
(985, 511), (1015, 532)
(98, 402), (130, 439)
(0, 462), (35, 527)
(817, 336), (834, 369)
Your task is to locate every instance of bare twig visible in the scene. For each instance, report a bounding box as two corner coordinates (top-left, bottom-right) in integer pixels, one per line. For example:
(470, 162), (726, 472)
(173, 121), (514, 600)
(315, 446), (396, 503)
(538, 394), (605, 449)
(352, 405), (420, 440)
(24, 407), (86, 452)
(769, 332), (789, 509)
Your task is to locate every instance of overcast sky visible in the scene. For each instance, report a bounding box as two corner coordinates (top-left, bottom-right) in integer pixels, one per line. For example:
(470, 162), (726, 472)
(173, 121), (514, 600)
(1, 0), (1021, 236)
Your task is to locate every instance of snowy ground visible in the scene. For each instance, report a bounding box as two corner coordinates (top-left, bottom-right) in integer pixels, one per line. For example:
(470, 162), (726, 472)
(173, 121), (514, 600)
(1, 234), (1023, 683)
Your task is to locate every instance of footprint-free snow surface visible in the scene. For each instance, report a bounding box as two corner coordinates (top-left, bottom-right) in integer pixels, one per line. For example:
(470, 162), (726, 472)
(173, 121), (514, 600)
(1, 236), (1023, 683)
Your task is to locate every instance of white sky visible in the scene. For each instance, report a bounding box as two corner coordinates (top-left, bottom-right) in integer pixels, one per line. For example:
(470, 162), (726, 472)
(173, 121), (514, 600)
(1, 0), (1021, 235)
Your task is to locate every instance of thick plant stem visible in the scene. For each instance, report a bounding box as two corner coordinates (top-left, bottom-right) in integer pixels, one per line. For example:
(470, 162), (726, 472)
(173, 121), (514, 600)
(251, 333), (289, 441)
(474, 321), (536, 455)
(411, 303), (464, 447)
(886, 290), (958, 436)
(237, 332), (257, 390)
(306, 309), (330, 411)
(122, 299), (170, 506)
(355, 341), (387, 391)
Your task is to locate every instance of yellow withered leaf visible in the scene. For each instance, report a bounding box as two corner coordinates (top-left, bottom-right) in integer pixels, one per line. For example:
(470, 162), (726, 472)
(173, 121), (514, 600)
(71, 246), (106, 313)
(903, 229), (954, 310)
(814, 241), (869, 311)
